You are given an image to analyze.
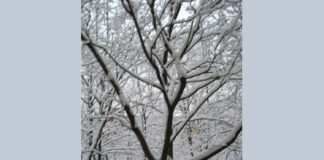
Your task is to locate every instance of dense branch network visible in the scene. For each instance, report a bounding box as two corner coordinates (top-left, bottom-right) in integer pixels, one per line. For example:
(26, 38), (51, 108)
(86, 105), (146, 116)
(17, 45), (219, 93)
(81, 0), (242, 159)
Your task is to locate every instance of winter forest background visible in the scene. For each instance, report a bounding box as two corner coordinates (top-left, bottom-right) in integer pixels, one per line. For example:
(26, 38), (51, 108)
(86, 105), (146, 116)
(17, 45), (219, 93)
(81, 0), (242, 159)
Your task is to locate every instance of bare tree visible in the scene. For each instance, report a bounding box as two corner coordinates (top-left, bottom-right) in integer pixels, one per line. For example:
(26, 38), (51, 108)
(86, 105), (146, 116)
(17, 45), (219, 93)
(81, 0), (242, 159)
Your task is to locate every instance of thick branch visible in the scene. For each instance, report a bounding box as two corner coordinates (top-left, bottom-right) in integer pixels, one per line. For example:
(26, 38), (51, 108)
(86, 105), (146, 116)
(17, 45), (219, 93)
(90, 42), (163, 90)
(82, 32), (156, 160)
(190, 121), (242, 160)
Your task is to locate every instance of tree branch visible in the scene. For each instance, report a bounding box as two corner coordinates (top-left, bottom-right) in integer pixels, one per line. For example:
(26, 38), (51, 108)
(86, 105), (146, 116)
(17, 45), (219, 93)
(190, 121), (242, 160)
(82, 32), (156, 160)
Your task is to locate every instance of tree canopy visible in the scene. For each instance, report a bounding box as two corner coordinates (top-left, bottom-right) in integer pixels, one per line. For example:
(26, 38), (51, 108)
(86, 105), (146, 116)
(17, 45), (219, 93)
(81, 0), (242, 159)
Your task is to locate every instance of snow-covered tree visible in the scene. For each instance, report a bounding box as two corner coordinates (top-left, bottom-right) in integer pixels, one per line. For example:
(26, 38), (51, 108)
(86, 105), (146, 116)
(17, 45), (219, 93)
(81, 0), (242, 159)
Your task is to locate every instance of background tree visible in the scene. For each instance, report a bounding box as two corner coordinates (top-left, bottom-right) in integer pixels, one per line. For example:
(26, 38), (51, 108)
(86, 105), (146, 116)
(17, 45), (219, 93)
(81, 0), (242, 159)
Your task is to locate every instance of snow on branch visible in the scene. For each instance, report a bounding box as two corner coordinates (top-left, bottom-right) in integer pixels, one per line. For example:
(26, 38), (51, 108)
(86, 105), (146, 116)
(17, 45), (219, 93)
(82, 31), (156, 160)
(190, 121), (242, 160)
(171, 78), (228, 143)
(90, 42), (163, 90)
